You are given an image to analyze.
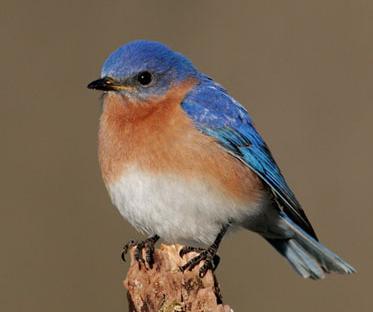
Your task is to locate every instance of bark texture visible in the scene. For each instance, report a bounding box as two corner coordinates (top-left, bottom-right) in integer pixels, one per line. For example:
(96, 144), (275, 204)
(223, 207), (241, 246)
(124, 244), (233, 312)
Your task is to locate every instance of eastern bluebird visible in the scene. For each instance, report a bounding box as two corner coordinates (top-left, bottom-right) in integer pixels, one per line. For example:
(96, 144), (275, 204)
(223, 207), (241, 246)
(88, 40), (355, 279)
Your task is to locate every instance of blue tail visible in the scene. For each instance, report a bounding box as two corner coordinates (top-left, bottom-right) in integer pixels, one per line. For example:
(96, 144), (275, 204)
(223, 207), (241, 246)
(266, 213), (356, 279)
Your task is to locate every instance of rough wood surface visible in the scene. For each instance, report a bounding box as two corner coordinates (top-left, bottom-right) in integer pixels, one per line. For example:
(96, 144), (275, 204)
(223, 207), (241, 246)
(124, 244), (233, 312)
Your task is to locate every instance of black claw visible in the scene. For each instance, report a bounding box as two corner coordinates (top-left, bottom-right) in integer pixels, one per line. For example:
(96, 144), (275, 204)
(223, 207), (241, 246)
(180, 247), (220, 277)
(198, 254), (220, 277)
(145, 242), (155, 268)
(134, 242), (146, 268)
(199, 262), (211, 278)
(179, 224), (230, 278)
(121, 235), (159, 269)
(121, 240), (137, 262)
(212, 254), (220, 268)
(121, 251), (126, 262)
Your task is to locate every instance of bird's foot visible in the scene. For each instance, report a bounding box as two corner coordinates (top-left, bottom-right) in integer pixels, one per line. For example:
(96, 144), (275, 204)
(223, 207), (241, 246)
(179, 245), (221, 278)
(121, 235), (159, 269)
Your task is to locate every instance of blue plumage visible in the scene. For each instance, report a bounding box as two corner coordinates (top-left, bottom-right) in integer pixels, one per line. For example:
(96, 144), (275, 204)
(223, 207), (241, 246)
(101, 40), (198, 99)
(182, 78), (317, 238)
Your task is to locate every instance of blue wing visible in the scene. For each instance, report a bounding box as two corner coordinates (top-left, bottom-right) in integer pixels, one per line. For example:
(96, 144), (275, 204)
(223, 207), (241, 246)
(182, 78), (317, 239)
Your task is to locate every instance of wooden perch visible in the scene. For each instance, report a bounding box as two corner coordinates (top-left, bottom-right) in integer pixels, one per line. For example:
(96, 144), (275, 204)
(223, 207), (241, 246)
(124, 244), (233, 312)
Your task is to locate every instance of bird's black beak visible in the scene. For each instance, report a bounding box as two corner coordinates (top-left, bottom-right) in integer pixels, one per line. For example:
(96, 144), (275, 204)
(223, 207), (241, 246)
(87, 76), (127, 91)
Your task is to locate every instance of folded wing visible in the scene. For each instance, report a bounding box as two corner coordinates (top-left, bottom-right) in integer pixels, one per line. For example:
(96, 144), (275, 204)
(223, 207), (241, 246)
(182, 79), (317, 239)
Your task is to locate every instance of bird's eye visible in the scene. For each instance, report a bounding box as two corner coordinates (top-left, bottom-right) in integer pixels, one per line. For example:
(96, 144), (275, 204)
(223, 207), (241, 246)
(137, 71), (153, 86)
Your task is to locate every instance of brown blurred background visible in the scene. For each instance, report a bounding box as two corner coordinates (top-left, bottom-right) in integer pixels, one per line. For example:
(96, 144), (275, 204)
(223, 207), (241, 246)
(1, 1), (372, 311)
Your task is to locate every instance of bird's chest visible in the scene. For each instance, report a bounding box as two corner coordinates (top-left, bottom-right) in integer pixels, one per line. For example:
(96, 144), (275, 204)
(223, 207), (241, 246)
(98, 92), (201, 184)
(98, 93), (263, 244)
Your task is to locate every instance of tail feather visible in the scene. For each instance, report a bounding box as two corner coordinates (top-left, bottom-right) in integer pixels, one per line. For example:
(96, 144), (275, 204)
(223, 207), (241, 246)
(266, 213), (356, 279)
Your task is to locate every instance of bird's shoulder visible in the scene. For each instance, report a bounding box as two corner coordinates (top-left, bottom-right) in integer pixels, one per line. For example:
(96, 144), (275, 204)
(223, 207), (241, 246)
(182, 76), (251, 129)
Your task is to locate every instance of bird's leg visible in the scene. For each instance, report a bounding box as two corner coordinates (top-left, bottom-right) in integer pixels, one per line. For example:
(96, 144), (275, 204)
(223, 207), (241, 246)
(121, 234), (160, 269)
(179, 223), (230, 278)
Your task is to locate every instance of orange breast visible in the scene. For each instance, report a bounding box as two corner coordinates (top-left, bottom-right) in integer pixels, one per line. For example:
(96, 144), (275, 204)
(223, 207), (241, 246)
(98, 81), (263, 203)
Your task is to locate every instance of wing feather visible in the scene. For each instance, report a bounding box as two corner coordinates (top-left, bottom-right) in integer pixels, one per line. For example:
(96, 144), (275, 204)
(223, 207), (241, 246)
(182, 80), (318, 239)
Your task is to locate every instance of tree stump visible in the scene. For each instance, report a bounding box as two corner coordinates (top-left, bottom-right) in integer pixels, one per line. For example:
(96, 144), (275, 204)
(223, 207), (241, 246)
(124, 244), (233, 312)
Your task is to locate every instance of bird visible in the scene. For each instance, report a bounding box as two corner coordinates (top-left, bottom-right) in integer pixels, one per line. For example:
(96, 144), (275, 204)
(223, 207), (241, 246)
(87, 40), (355, 279)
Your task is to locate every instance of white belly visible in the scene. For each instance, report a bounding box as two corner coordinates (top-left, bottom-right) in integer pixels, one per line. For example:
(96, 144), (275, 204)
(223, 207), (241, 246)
(107, 166), (262, 245)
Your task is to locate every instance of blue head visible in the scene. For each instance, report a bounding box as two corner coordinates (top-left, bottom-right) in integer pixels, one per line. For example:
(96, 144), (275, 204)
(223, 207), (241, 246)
(88, 40), (200, 100)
